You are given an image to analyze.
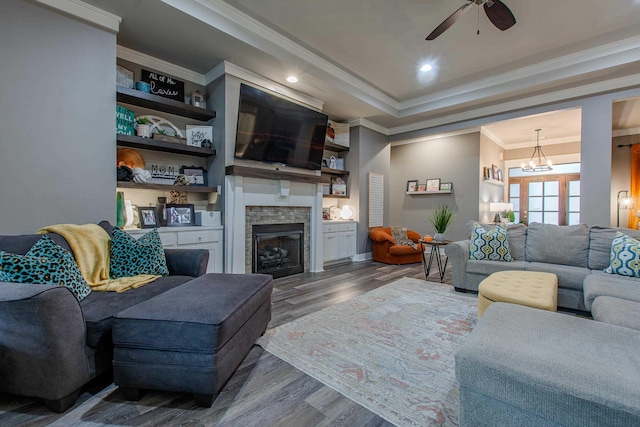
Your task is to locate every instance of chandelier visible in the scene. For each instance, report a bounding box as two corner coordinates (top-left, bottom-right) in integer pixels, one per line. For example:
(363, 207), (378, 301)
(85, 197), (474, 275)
(521, 129), (552, 172)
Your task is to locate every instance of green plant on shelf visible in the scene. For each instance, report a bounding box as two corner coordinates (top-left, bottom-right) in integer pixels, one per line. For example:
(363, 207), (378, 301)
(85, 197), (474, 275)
(136, 117), (149, 125)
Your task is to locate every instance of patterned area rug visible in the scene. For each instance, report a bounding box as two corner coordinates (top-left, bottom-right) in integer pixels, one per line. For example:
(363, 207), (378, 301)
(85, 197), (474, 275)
(258, 277), (478, 426)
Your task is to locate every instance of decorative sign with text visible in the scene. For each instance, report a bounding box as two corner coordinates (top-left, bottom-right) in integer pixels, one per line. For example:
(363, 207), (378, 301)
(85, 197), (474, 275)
(141, 69), (185, 101)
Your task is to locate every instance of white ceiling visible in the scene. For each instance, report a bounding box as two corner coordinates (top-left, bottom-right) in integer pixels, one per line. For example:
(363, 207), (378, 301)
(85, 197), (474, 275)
(80, 0), (640, 147)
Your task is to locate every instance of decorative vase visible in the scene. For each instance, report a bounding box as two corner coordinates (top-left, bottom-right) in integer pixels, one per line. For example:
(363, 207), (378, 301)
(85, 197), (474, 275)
(116, 191), (127, 228)
(156, 196), (167, 227)
(434, 232), (445, 242)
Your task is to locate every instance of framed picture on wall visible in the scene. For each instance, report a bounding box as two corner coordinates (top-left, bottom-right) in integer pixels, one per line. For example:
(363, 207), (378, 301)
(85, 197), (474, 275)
(407, 180), (418, 192)
(426, 178), (441, 192)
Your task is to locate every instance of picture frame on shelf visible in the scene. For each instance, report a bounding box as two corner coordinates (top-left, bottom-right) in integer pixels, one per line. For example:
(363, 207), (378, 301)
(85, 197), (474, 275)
(137, 207), (158, 229)
(426, 178), (441, 192)
(407, 180), (418, 192)
(331, 176), (347, 196)
(116, 65), (134, 89)
(497, 169), (503, 182)
(180, 166), (207, 186)
(440, 182), (453, 191)
(186, 125), (213, 148)
(166, 204), (195, 227)
(417, 184), (427, 192)
(491, 164), (498, 180)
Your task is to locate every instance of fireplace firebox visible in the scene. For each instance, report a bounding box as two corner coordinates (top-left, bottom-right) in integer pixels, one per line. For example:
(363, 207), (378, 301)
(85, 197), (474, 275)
(252, 223), (304, 278)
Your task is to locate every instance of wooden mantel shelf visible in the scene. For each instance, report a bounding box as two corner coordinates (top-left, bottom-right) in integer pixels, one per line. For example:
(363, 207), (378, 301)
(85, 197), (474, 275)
(225, 165), (324, 184)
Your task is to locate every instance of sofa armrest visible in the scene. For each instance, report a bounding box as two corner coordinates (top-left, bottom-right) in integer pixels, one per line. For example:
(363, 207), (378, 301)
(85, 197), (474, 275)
(369, 228), (395, 244)
(407, 229), (421, 243)
(0, 282), (90, 401)
(445, 240), (470, 290)
(164, 249), (209, 276)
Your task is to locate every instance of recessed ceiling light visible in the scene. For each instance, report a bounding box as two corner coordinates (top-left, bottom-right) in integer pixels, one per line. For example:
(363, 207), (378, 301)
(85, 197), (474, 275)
(286, 76), (298, 83)
(420, 64), (433, 72)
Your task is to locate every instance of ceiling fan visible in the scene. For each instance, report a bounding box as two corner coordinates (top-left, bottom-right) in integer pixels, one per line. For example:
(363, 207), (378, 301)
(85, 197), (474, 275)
(426, 0), (516, 40)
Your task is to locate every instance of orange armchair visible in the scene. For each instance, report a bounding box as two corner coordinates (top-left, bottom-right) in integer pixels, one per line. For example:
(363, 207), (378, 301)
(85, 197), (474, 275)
(369, 227), (423, 265)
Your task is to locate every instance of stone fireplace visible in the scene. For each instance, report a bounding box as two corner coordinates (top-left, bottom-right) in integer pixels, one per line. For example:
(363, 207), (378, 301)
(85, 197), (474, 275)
(252, 223), (304, 278)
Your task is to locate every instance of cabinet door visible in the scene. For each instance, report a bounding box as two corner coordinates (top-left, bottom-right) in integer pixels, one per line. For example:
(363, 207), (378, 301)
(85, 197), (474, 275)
(323, 233), (338, 261)
(339, 231), (356, 258)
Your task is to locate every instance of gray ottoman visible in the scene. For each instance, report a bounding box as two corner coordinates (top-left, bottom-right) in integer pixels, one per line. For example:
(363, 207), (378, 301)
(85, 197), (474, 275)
(112, 273), (272, 406)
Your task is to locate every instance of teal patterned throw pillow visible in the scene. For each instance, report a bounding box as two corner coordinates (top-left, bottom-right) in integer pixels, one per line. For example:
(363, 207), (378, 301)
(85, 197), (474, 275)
(0, 235), (91, 301)
(110, 227), (169, 278)
(604, 232), (640, 277)
(469, 223), (513, 262)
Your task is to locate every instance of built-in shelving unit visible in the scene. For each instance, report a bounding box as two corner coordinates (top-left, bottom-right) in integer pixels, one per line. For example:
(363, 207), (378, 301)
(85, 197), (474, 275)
(116, 86), (217, 194)
(322, 140), (350, 198)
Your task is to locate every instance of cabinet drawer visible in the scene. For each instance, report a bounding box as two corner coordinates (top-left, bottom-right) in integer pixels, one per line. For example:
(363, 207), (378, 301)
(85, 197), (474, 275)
(156, 232), (177, 247)
(177, 229), (221, 245)
(339, 222), (356, 232)
(323, 223), (339, 233)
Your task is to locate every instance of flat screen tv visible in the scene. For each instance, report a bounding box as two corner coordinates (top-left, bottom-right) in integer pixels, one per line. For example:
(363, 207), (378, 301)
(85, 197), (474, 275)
(235, 83), (328, 171)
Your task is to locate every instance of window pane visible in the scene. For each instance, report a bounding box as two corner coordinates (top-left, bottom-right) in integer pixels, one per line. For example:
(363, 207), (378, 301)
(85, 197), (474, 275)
(544, 196), (559, 211)
(514, 212), (520, 223)
(529, 212), (543, 223)
(569, 212), (581, 225)
(544, 181), (559, 195)
(544, 212), (559, 225)
(529, 197), (543, 211)
(529, 182), (543, 196)
(510, 197), (520, 211)
(569, 196), (580, 212)
(510, 183), (520, 195)
(569, 180), (580, 196)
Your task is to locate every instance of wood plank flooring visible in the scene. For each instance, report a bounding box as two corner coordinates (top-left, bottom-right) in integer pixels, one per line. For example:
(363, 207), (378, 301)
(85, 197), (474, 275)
(0, 260), (454, 427)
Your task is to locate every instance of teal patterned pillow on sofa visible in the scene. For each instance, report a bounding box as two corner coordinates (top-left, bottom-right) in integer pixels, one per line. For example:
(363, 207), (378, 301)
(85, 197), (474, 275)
(469, 222), (513, 262)
(604, 231), (640, 277)
(0, 235), (91, 301)
(110, 227), (169, 278)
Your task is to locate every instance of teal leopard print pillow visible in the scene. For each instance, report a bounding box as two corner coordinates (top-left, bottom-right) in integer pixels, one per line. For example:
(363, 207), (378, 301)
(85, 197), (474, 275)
(110, 226), (169, 278)
(0, 235), (91, 301)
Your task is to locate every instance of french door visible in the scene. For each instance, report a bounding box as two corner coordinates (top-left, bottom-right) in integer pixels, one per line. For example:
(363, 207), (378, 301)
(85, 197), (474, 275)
(508, 174), (580, 226)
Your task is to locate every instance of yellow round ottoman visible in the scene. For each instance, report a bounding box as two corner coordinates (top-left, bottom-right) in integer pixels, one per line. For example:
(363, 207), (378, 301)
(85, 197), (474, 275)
(478, 271), (558, 318)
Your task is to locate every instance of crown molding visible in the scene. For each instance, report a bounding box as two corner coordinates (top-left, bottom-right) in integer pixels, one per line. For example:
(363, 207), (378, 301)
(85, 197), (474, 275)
(116, 46), (207, 85)
(507, 135), (581, 150)
(348, 119), (389, 136)
(205, 61), (323, 111)
(481, 128), (506, 149)
(390, 127), (481, 147)
(35, 0), (121, 33)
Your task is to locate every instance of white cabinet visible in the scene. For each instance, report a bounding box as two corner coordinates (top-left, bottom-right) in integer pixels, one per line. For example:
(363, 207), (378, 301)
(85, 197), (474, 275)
(127, 226), (223, 273)
(323, 221), (356, 263)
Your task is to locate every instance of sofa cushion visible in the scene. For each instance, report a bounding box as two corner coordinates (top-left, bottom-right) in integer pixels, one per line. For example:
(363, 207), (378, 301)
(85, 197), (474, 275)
(80, 275), (193, 349)
(0, 235), (91, 301)
(583, 271), (640, 311)
(592, 296), (640, 331)
(110, 227), (169, 278)
(525, 222), (589, 267)
(604, 232), (640, 277)
(589, 226), (640, 270)
(469, 223), (513, 262)
(524, 262), (589, 291)
(466, 259), (527, 276)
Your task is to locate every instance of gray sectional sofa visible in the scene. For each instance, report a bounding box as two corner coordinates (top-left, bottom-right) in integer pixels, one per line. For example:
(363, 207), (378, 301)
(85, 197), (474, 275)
(451, 222), (640, 425)
(0, 222), (272, 412)
(445, 221), (640, 311)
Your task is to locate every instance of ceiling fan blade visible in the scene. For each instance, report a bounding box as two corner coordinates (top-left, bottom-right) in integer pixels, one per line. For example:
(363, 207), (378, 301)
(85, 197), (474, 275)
(426, 2), (473, 40)
(484, 0), (516, 31)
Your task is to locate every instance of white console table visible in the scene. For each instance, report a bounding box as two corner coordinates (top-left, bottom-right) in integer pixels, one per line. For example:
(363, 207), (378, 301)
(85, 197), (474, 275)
(127, 226), (223, 273)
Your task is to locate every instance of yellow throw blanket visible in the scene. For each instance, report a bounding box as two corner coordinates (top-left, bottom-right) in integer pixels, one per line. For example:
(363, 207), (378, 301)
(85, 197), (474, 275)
(37, 224), (159, 292)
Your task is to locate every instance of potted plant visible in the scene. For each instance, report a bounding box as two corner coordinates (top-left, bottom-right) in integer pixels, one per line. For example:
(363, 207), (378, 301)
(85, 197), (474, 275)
(500, 209), (515, 224)
(136, 116), (151, 138)
(428, 204), (455, 242)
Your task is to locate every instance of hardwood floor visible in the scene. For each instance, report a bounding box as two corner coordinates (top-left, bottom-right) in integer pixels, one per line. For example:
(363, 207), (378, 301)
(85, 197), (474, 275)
(0, 260), (453, 427)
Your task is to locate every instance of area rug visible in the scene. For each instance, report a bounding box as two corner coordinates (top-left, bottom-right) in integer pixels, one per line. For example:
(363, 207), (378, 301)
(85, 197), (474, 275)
(257, 277), (478, 426)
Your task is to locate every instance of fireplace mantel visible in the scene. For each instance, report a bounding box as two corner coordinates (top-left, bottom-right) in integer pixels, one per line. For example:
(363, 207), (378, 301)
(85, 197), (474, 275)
(225, 165), (323, 184)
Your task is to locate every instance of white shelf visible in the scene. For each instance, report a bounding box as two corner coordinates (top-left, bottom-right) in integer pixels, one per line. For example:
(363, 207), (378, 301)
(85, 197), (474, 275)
(483, 179), (505, 186)
(406, 190), (453, 195)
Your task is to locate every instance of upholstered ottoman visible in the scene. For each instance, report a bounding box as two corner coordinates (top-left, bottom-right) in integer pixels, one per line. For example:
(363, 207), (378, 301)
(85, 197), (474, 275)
(477, 270), (557, 318)
(112, 273), (272, 406)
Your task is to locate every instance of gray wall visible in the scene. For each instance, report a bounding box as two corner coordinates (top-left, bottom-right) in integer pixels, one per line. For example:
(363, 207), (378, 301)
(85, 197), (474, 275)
(0, 2), (116, 234)
(350, 126), (390, 254)
(390, 133), (480, 242)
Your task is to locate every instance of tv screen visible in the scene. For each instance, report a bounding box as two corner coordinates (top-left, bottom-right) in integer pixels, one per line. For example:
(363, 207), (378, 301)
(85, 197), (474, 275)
(235, 83), (328, 171)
